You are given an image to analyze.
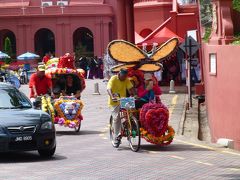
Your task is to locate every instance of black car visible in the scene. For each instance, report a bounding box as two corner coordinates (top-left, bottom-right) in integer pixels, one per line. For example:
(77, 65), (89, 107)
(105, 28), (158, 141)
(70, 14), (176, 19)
(0, 83), (56, 157)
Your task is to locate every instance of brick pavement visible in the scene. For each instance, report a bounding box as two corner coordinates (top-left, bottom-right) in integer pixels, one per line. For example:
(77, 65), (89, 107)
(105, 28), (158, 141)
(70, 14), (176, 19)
(0, 80), (239, 180)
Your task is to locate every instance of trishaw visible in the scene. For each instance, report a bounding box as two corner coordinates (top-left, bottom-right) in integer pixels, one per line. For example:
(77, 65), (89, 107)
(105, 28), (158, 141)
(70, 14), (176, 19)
(40, 54), (86, 132)
(107, 38), (178, 151)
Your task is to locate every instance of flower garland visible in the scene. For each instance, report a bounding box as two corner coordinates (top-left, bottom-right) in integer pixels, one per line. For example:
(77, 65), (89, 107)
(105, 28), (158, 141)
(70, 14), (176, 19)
(140, 102), (175, 146)
(140, 126), (175, 145)
(45, 67), (86, 91)
(41, 96), (55, 121)
(54, 98), (84, 128)
(45, 58), (59, 69)
(46, 67), (85, 78)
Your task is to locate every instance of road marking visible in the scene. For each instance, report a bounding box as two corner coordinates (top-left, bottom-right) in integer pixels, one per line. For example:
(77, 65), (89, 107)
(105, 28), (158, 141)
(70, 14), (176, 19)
(227, 168), (240, 172)
(175, 139), (240, 157)
(170, 155), (185, 160)
(175, 139), (215, 150)
(221, 150), (240, 156)
(195, 161), (213, 166)
(99, 134), (105, 137)
(148, 151), (159, 154)
(169, 95), (178, 117)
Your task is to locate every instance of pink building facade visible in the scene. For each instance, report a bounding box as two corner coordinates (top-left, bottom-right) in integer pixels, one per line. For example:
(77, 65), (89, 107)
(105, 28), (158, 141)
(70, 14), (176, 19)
(0, 0), (200, 60)
(203, 0), (240, 150)
(0, 0), (135, 58)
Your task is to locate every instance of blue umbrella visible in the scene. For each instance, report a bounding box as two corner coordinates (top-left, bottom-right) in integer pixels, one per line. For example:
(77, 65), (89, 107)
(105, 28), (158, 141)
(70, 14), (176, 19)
(0, 51), (10, 59)
(17, 52), (40, 60)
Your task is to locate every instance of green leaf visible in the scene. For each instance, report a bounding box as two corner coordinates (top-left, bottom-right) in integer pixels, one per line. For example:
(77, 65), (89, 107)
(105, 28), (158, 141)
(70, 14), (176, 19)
(233, 0), (240, 12)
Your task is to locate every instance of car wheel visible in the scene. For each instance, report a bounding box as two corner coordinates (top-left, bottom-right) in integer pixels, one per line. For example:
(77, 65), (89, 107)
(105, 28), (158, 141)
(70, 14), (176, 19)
(38, 146), (56, 158)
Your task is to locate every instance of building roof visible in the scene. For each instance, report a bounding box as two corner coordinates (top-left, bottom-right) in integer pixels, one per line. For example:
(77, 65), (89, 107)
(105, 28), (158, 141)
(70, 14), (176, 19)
(70, 0), (104, 5)
(0, 0), (113, 17)
(0, 0), (29, 7)
(135, 32), (144, 44)
(0, 0), (104, 7)
(137, 26), (184, 45)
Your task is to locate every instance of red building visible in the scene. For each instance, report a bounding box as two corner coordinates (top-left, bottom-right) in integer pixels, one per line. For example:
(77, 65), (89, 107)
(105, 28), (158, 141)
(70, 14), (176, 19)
(0, 0), (134, 58)
(203, 0), (240, 150)
(0, 0), (200, 61)
(134, 0), (200, 84)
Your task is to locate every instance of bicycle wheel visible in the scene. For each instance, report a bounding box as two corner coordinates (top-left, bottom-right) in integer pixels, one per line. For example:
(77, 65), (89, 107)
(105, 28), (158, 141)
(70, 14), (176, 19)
(128, 116), (141, 152)
(109, 116), (120, 148)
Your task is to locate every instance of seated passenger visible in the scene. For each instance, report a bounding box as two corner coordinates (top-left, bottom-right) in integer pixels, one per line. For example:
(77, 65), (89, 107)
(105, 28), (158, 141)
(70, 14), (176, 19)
(136, 73), (162, 109)
(64, 75), (82, 99)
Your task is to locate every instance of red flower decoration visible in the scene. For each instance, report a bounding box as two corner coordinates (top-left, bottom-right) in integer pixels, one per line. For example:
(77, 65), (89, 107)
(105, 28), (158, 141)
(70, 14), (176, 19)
(140, 102), (169, 137)
(58, 53), (75, 69)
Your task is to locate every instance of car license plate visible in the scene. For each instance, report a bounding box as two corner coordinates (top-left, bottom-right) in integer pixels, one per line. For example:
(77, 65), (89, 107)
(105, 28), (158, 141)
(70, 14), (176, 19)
(15, 136), (32, 142)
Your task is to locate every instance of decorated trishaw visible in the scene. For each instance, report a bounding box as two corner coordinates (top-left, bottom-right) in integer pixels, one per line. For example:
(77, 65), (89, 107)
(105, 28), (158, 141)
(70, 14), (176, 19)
(41, 53), (85, 132)
(107, 37), (178, 147)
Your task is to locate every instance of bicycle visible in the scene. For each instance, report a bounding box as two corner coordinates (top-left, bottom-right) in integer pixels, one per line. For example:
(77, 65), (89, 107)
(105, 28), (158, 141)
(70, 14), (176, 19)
(109, 97), (141, 152)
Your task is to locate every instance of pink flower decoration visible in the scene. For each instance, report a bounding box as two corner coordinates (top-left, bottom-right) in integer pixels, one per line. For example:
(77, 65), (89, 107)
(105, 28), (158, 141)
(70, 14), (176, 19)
(58, 118), (65, 126)
(68, 121), (76, 128)
(54, 117), (59, 123)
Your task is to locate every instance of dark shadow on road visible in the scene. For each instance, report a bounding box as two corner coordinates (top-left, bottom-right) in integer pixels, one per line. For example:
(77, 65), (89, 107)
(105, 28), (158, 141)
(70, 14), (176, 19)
(140, 144), (213, 152)
(56, 130), (102, 136)
(0, 152), (66, 163)
(117, 146), (133, 152)
(217, 174), (240, 180)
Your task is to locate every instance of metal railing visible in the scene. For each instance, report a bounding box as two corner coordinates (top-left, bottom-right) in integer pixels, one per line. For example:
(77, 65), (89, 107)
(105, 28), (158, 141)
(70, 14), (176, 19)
(177, 0), (197, 6)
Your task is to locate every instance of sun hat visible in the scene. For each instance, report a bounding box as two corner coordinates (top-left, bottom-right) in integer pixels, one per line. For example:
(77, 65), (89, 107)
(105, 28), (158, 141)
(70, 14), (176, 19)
(119, 68), (128, 75)
(144, 73), (153, 80)
(38, 64), (46, 72)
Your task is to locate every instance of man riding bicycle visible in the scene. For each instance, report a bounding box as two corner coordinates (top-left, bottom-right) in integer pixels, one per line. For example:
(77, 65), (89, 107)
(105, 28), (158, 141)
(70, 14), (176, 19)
(29, 64), (53, 103)
(107, 68), (135, 145)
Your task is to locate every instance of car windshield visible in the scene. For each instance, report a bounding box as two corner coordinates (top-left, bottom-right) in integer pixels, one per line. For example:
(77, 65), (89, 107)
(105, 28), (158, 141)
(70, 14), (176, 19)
(0, 88), (32, 109)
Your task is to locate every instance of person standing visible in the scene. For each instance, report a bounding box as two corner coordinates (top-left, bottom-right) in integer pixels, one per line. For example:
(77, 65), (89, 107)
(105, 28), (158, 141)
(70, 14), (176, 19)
(42, 53), (51, 64)
(88, 57), (98, 79)
(79, 57), (88, 78)
(97, 57), (104, 79)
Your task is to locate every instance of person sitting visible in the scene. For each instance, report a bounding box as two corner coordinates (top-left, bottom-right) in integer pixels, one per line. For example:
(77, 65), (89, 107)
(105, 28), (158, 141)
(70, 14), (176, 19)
(62, 75), (82, 99)
(29, 64), (53, 102)
(136, 73), (162, 109)
(107, 68), (135, 145)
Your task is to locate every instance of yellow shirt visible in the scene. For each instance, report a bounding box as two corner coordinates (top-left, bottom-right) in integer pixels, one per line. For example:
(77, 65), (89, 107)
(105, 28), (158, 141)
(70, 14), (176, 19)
(107, 75), (133, 107)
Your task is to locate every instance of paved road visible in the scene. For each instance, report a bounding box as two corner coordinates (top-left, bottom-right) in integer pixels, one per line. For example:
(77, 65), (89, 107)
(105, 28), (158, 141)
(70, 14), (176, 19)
(0, 80), (240, 180)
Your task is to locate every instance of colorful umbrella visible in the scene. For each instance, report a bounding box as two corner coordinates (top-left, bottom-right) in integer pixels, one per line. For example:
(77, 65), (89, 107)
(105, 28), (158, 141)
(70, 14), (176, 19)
(17, 52), (40, 60)
(0, 51), (10, 59)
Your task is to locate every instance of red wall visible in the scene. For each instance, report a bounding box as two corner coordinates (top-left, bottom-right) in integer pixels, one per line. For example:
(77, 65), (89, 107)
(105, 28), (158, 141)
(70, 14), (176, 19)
(203, 44), (240, 150)
(134, 4), (172, 34)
